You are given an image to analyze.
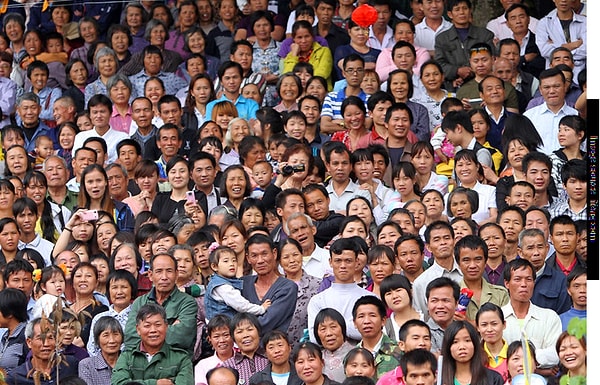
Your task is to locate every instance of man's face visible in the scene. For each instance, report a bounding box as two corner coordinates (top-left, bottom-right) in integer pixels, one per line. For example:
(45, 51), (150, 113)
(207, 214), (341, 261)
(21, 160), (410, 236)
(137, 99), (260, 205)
(326, 151), (352, 184)
(498, 44), (520, 68)
(221, 67), (242, 95)
(246, 243), (277, 276)
(393, 47), (416, 71)
(403, 363), (436, 385)
(426, 227), (454, 260)
(373, 4), (391, 28)
(369, 101), (392, 128)
(89, 104), (111, 130)
(315, 3), (334, 25)
(372, 153), (387, 180)
(493, 59), (514, 83)
(277, 195), (305, 223)
(518, 234), (548, 272)
(505, 266), (534, 304)
(0, 60), (11, 78)
(53, 102), (75, 125)
(550, 223), (577, 256)
(304, 190), (330, 221)
(6, 270), (34, 297)
(159, 102), (183, 126)
(118, 145), (141, 173)
(396, 239), (424, 275)
(448, 1), (471, 28)
(192, 158), (216, 189)
(525, 211), (550, 240)
(427, 286), (456, 327)
(107, 167), (128, 200)
(506, 185), (534, 211)
(72, 149), (96, 177)
(208, 368), (238, 385)
(385, 109), (411, 140)
(539, 74), (567, 108)
(498, 211), (524, 244)
(17, 100), (41, 126)
(398, 326), (432, 352)
(287, 216), (316, 251)
(551, 51), (574, 69)
(353, 304), (385, 340)
(29, 68), (48, 92)
(143, 53), (163, 76)
(343, 60), (365, 87)
(330, 250), (357, 283)
(230, 45), (252, 72)
(44, 157), (68, 187)
(506, 7), (529, 35)
(84, 141), (106, 166)
(421, 0), (444, 19)
(27, 323), (56, 361)
(136, 313), (168, 351)
(149, 255), (177, 296)
(300, 99), (320, 125)
(567, 274), (587, 309)
(157, 128), (182, 158)
(564, 177), (586, 203)
(525, 161), (551, 193)
(469, 51), (493, 77)
(132, 99), (154, 128)
(457, 247), (486, 282)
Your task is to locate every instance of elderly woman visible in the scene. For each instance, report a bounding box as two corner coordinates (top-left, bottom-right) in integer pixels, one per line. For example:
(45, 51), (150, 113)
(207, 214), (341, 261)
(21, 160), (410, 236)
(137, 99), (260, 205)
(220, 118), (251, 170)
(179, 27), (221, 81)
(107, 24), (133, 68)
(107, 74), (134, 134)
(63, 59), (88, 113)
(79, 316), (124, 384)
(69, 17), (100, 76)
(166, 0), (199, 59)
(123, 2), (148, 54)
(84, 47), (118, 106)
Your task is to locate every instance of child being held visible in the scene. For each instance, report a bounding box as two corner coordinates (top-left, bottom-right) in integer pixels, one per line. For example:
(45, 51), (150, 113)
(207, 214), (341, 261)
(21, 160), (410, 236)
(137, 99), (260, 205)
(251, 160), (273, 199)
(32, 265), (68, 318)
(51, 308), (89, 360)
(31, 134), (55, 171)
(204, 245), (271, 320)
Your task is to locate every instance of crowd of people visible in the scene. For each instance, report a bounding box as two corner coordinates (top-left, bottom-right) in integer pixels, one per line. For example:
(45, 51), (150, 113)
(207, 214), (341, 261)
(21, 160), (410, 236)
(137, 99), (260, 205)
(0, 0), (588, 384)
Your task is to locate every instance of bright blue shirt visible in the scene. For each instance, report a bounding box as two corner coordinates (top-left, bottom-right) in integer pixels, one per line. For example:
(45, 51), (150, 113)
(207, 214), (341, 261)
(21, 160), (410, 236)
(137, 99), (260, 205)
(205, 94), (259, 122)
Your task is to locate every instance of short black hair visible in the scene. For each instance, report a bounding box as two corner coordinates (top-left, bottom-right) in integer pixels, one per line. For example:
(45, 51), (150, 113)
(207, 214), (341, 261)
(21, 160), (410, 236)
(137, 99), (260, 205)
(503, 258), (535, 282)
(313, 308), (346, 345)
(245, 234), (274, 254)
(425, 277), (460, 301)
(329, 237), (361, 258)
(398, 319), (430, 342)
(549, 214), (576, 235)
(441, 110), (473, 134)
(27, 60), (49, 78)
(399, 349), (437, 379)
(0, 288), (28, 322)
(424, 220), (454, 244)
(561, 158), (586, 184)
(136, 303), (167, 323)
(566, 266), (586, 287)
(117, 139), (142, 157)
(522, 151), (552, 174)
(352, 295), (386, 320)
(367, 91), (394, 112)
(3, 258), (34, 284)
(497, 205), (526, 226)
(454, 235), (488, 263)
(218, 61), (243, 79)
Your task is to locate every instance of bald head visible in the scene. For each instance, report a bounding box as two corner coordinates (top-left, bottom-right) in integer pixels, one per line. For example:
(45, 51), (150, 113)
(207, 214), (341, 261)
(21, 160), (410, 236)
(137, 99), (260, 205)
(493, 57), (516, 82)
(53, 96), (77, 125)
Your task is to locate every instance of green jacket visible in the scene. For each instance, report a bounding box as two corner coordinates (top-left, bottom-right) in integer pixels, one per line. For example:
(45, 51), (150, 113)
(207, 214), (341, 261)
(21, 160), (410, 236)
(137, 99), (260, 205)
(460, 279), (510, 321)
(124, 287), (198, 355)
(358, 333), (403, 379)
(111, 342), (194, 385)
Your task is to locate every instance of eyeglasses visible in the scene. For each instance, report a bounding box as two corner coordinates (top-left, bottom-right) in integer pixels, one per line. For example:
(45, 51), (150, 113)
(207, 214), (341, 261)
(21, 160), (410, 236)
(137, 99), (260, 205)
(345, 68), (364, 75)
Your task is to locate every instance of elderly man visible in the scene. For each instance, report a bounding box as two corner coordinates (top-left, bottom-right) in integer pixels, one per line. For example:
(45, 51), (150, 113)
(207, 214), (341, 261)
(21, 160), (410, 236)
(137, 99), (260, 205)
(285, 212), (331, 278)
(52, 96), (77, 126)
(17, 92), (56, 153)
(112, 303), (194, 385)
(43, 155), (78, 211)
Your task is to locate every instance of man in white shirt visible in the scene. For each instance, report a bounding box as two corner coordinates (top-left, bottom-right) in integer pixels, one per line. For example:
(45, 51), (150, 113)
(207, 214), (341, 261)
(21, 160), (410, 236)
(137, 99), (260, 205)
(486, 0), (539, 41)
(501, 258), (561, 374)
(324, 145), (371, 212)
(368, 0), (395, 50)
(285, 212), (331, 278)
(414, 0), (452, 56)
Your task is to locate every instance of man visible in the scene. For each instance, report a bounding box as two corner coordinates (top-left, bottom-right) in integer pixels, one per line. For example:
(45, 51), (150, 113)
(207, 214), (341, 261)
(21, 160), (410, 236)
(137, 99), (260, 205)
(486, 0), (539, 41)
(156, 95), (196, 156)
(113, 303), (194, 385)
(523, 68), (578, 154)
(414, 0), (452, 56)
(434, 0), (494, 90)
(124, 252), (199, 355)
(523, 152), (558, 210)
(242, 234), (298, 334)
(503, 180), (535, 212)
(394, 234), (426, 283)
(16, 92), (55, 153)
(307, 238), (376, 342)
(455, 235), (509, 321)
(83, 136), (108, 167)
(299, 95), (330, 155)
(524, 206), (555, 259)
(117, 139), (143, 195)
(321, 55), (369, 134)
(15, 197), (54, 266)
(441, 110), (493, 168)
(73, 95), (128, 163)
(130, 96), (158, 158)
(353, 296), (403, 379)
(323, 145), (371, 212)
(129, 45), (188, 97)
(43, 155), (78, 211)
(503, 4), (546, 78)
(412, 221), (462, 319)
(357, 92), (395, 149)
(190, 152), (221, 214)
(270, 189), (306, 243)
(547, 215), (586, 276)
(425, 277), (459, 354)
(285, 212), (331, 278)
(496, 205), (525, 262)
(496, 40), (540, 102)
(501, 259), (561, 372)
(314, 0), (350, 69)
(302, 183), (345, 247)
(106, 163), (130, 202)
(559, 267), (586, 331)
(4, 259), (35, 318)
(550, 159), (587, 220)
(205, 61), (259, 122)
(207, 367), (239, 385)
(52, 96), (77, 126)
(66, 147), (97, 193)
(369, 0), (394, 50)
(517, 228), (570, 315)
(382, 103), (414, 185)
(151, 123), (184, 181)
(6, 318), (78, 385)
(398, 349), (438, 385)
(369, 144), (391, 183)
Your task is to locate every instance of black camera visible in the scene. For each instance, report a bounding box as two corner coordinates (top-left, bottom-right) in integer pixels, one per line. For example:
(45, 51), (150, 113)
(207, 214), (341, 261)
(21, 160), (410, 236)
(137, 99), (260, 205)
(281, 164), (306, 176)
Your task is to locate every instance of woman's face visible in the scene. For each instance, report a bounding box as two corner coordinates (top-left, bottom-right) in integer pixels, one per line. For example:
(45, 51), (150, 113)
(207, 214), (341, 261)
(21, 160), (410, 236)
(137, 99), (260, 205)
(230, 121), (250, 146)
(422, 192), (443, 219)
(80, 21), (98, 43)
(317, 317), (344, 351)
(361, 73), (379, 95)
(152, 235), (177, 255)
(225, 169), (247, 200)
(113, 246), (138, 275)
(454, 157), (478, 186)
(0, 186), (15, 211)
(470, 112), (489, 142)
(353, 159), (374, 185)
(51, 7), (70, 26)
(221, 225), (245, 255)
(253, 17), (272, 41)
(280, 77), (300, 103)
(287, 151), (310, 181)
(450, 328), (475, 364)
(450, 192), (472, 219)
(201, 143), (222, 162)
(187, 31), (206, 53)
(144, 79), (165, 105)
(506, 140), (529, 170)
(152, 7), (170, 26)
(111, 31), (130, 55)
(96, 224), (116, 253)
(136, 171), (159, 193)
(91, 258), (109, 284)
(347, 199), (373, 228)
(109, 80), (131, 106)
(0, 222), (19, 252)
(420, 64), (443, 93)
(98, 327), (123, 355)
(219, 0), (236, 21)
(167, 161), (190, 190)
(59, 127), (77, 150)
(84, 169), (107, 201)
(58, 321), (77, 345)
(4, 20), (24, 43)
(279, 243), (303, 277)
(558, 124), (584, 149)
(293, 27), (314, 53)
(479, 226), (506, 259)
(149, 25), (167, 46)
(377, 225), (401, 248)
(345, 354), (375, 378)
(384, 287), (411, 313)
(126, 6), (143, 29)
(451, 219), (473, 242)
(233, 320), (260, 355)
(98, 55), (117, 78)
(394, 22), (415, 44)
(477, 310), (505, 345)
(393, 169), (416, 197)
(2, 130), (25, 149)
(25, 179), (47, 206)
(341, 220), (367, 240)
(72, 217), (94, 242)
(406, 202), (426, 230)
(558, 336), (586, 373)
(507, 347), (533, 379)
(349, 25), (369, 46)
(244, 144), (266, 169)
(72, 266), (97, 296)
(343, 104), (366, 132)
(179, 4), (198, 28)
(174, 249), (195, 282)
(77, 114), (93, 131)
(306, 80), (327, 102)
(368, 255), (394, 285)
(295, 349), (324, 384)
(24, 32), (43, 56)
(6, 147), (27, 177)
(389, 72), (409, 102)
(197, 0), (213, 22)
(241, 207), (264, 230)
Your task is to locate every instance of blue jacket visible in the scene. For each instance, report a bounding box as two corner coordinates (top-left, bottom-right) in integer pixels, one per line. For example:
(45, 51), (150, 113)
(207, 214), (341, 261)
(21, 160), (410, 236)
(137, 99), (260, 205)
(205, 274), (244, 320)
(532, 264), (571, 314)
(6, 355), (78, 385)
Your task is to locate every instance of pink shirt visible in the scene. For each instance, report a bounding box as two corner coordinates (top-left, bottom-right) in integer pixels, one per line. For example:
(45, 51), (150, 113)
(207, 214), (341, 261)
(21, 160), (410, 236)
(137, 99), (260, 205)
(375, 45), (431, 82)
(376, 366), (405, 385)
(110, 105), (133, 135)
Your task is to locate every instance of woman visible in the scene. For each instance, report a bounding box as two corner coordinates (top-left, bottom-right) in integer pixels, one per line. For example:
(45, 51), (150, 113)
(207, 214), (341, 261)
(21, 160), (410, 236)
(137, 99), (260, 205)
(505, 340), (545, 385)
(107, 24), (133, 68)
(90, 254), (109, 297)
(453, 149), (497, 224)
(150, 3), (175, 30)
(469, 108), (502, 177)
(283, 21), (333, 90)
(476, 303), (508, 383)
(4, 14), (25, 83)
(239, 136), (267, 187)
(212, 101), (238, 145)
(165, 0), (199, 59)
(68, 262), (109, 346)
(313, 308), (354, 383)
(278, 238), (321, 350)
(20, 29), (67, 90)
(144, 76), (166, 127)
(219, 165), (252, 213)
(95, 220), (118, 258)
(79, 317), (124, 384)
(23, 171), (71, 242)
(4, 145), (31, 181)
(0, 288), (29, 372)
(557, 331), (586, 383)
(220, 219), (251, 277)
(111, 243), (152, 297)
(123, 160), (160, 216)
(63, 59), (88, 113)
(391, 161), (421, 206)
(206, 0), (238, 62)
(380, 274), (421, 341)
(107, 74), (134, 134)
(410, 141), (449, 195)
(52, 209), (94, 261)
(411, 60), (450, 133)
(305, 76), (329, 105)
(334, 20), (380, 78)
(124, 2), (148, 54)
(221, 118), (251, 169)
(183, 74), (216, 130)
(84, 47), (118, 106)
(238, 198), (266, 231)
(366, 245), (395, 298)
(0, 180), (17, 219)
(347, 197), (376, 242)
(440, 321), (504, 385)
(0, 218), (19, 264)
(251, 11), (280, 89)
(294, 342), (341, 385)
(549, 115), (587, 200)
(78, 164), (135, 232)
(179, 27), (220, 81)
(274, 73), (302, 113)
(376, 221), (403, 250)
(447, 187), (479, 221)
(222, 313), (269, 384)
(151, 156), (207, 226)
(331, 96), (370, 152)
(197, 0), (217, 34)
(386, 69), (430, 142)
(404, 199), (427, 235)
(69, 17), (100, 77)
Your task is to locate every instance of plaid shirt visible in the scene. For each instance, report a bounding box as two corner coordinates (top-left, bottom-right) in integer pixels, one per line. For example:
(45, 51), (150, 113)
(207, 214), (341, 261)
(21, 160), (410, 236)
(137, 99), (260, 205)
(223, 350), (269, 384)
(549, 199), (587, 221)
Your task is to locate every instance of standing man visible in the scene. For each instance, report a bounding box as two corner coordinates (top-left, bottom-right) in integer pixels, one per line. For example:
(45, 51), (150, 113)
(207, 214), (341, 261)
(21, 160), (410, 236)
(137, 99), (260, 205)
(43, 155), (78, 211)
(205, 61), (259, 122)
(368, 0), (394, 50)
(130, 97), (158, 159)
(190, 152), (221, 214)
(323, 145), (371, 212)
(314, 0), (350, 69)
(414, 0), (452, 57)
(286, 212), (331, 278)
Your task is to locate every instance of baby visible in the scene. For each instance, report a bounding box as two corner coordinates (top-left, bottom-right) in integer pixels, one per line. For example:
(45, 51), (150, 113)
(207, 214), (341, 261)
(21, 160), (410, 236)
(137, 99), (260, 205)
(32, 135), (55, 171)
(251, 160), (273, 199)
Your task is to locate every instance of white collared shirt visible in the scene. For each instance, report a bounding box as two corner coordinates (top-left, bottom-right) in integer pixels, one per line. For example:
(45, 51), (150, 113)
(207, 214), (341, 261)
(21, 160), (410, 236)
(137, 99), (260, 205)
(304, 244), (332, 279)
(414, 18), (452, 51)
(368, 25), (395, 50)
(326, 179), (371, 212)
(412, 259), (463, 320)
(524, 102), (578, 154)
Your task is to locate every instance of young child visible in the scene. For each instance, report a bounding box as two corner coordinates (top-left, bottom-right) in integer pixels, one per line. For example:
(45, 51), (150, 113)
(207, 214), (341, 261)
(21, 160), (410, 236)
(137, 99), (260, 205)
(32, 265), (67, 318)
(26, 60), (62, 128)
(267, 132), (287, 172)
(251, 160), (273, 199)
(343, 347), (376, 378)
(430, 97), (463, 178)
(32, 135), (55, 171)
(293, 62), (314, 93)
(52, 308), (89, 360)
(283, 111), (308, 142)
(205, 245), (271, 320)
